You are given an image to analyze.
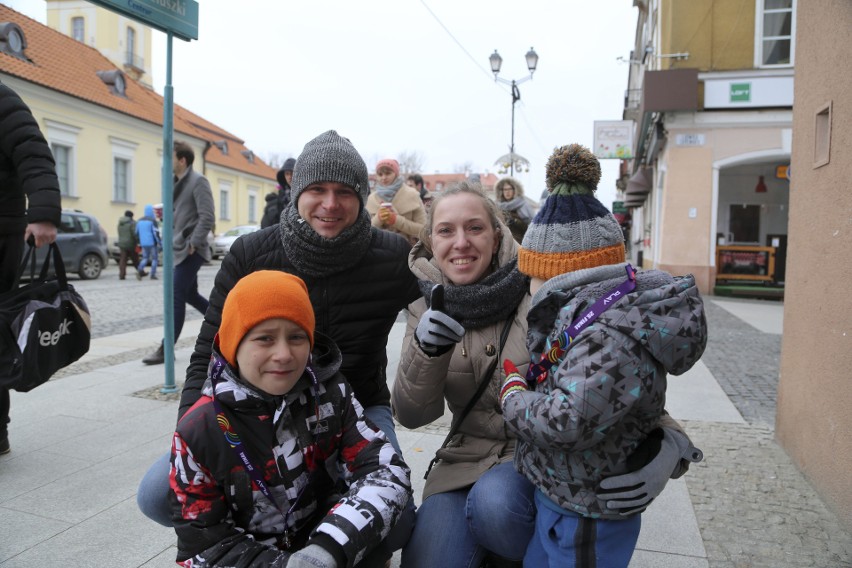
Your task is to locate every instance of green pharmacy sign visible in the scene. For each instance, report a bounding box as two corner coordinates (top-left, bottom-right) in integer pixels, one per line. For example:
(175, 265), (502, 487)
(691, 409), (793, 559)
(730, 82), (751, 103)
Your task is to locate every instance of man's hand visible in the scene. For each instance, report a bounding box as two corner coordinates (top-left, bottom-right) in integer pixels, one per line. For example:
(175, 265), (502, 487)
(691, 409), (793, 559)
(24, 221), (57, 248)
(598, 426), (700, 515)
(188, 244), (196, 256)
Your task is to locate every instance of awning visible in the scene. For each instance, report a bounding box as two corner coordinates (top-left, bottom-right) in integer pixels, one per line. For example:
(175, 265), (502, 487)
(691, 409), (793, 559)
(624, 168), (652, 196)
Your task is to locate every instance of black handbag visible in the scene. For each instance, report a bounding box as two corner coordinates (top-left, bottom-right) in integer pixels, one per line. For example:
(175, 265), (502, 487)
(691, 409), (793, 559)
(0, 242), (91, 392)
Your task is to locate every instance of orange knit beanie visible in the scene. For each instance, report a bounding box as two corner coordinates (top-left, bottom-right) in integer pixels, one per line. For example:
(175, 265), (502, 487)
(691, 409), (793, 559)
(218, 271), (315, 367)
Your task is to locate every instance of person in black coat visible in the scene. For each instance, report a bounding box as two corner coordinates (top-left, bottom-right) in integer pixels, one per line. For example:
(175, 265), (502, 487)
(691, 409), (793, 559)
(261, 157), (296, 228)
(0, 82), (62, 455)
(137, 131), (421, 537)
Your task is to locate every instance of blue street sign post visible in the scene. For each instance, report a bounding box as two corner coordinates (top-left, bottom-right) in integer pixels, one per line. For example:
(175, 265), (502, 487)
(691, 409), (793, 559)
(88, 0), (198, 393)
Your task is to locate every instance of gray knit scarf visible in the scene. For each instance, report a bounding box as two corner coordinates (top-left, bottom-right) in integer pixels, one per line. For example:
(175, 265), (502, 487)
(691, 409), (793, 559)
(375, 177), (404, 202)
(279, 205), (373, 278)
(418, 259), (529, 329)
(498, 196), (526, 212)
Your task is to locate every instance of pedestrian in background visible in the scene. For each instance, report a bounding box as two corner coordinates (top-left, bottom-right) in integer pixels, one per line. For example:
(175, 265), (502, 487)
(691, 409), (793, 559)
(495, 176), (533, 244)
(366, 158), (426, 245)
(501, 143), (706, 567)
(0, 81), (61, 455)
(170, 270), (412, 567)
(142, 141), (215, 365)
(135, 204), (160, 280)
(137, 131), (420, 543)
(117, 209), (139, 280)
(261, 157), (296, 228)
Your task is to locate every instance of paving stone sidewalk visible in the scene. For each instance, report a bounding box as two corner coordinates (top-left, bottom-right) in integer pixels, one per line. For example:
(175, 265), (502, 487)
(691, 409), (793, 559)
(688, 300), (852, 568)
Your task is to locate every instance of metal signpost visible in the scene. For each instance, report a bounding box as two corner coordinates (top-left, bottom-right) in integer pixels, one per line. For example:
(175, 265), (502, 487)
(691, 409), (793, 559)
(88, 0), (198, 393)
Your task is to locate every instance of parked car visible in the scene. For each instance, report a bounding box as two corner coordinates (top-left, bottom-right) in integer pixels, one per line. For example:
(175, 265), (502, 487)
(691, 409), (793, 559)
(212, 225), (260, 259)
(33, 210), (109, 280)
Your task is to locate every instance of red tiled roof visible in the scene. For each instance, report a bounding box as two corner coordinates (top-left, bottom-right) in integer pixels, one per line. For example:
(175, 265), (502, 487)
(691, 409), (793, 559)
(0, 5), (275, 180)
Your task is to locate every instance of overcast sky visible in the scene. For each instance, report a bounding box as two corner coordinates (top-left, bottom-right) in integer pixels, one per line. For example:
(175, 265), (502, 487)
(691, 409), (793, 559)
(9, 0), (638, 207)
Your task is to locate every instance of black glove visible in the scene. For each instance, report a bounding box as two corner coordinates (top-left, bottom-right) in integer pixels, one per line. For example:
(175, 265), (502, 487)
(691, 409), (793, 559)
(598, 426), (702, 515)
(415, 285), (465, 356)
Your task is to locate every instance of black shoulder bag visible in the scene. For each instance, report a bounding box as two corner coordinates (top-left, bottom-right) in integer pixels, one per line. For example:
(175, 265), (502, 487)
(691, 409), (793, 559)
(424, 312), (516, 480)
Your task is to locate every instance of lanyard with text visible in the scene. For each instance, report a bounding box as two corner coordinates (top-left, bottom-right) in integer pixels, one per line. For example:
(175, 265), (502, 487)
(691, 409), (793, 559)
(209, 358), (308, 549)
(526, 264), (636, 385)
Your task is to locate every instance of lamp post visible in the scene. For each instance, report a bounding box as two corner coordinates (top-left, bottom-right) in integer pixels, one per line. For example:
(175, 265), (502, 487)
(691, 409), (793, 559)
(489, 47), (539, 176)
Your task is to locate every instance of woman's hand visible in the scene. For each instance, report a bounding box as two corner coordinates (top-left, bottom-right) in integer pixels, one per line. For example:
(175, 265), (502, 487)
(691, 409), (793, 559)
(415, 285), (465, 356)
(377, 204), (397, 226)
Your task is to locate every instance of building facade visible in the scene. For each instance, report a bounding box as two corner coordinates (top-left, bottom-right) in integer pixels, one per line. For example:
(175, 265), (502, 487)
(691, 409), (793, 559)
(0, 3), (276, 245)
(620, 0), (794, 294)
(776, 0), (852, 533)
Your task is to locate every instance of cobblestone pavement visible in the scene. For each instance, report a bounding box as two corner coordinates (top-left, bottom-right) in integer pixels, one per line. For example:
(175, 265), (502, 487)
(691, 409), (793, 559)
(70, 258), (220, 340)
(700, 301), (781, 428)
(689, 300), (852, 567)
(69, 267), (852, 566)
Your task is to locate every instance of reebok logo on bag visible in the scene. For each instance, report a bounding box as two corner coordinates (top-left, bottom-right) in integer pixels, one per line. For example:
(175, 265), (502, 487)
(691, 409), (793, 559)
(0, 243), (91, 392)
(38, 317), (73, 346)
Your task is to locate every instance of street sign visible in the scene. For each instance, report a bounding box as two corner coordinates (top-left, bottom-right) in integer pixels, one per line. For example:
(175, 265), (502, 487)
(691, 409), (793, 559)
(88, 0), (198, 41)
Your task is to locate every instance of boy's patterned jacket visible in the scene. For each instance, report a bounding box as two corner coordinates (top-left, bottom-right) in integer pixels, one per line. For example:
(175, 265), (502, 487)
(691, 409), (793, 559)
(169, 332), (412, 567)
(502, 263), (706, 519)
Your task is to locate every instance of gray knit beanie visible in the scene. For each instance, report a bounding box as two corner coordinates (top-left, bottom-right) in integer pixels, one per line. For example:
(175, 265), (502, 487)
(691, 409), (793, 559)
(290, 130), (371, 207)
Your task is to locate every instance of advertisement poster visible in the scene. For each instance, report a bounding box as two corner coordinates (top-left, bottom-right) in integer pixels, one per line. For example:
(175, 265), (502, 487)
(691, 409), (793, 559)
(594, 120), (634, 159)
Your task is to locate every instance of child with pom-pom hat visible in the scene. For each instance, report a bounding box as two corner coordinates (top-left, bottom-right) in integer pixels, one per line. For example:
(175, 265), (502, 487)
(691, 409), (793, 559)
(500, 144), (708, 567)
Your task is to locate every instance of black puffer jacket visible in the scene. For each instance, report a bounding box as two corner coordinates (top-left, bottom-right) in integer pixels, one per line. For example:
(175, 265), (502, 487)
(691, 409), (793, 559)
(180, 224), (420, 419)
(0, 83), (61, 235)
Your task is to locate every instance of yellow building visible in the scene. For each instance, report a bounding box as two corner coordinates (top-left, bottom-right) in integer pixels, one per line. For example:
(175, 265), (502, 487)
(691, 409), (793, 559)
(619, 0), (794, 295)
(0, 3), (277, 246)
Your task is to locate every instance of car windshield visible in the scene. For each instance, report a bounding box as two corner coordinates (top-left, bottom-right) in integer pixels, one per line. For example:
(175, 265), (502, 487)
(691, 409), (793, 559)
(224, 228), (243, 237)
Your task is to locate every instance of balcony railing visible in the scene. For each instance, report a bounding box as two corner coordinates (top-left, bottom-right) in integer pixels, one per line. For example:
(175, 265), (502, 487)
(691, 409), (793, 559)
(124, 51), (144, 71)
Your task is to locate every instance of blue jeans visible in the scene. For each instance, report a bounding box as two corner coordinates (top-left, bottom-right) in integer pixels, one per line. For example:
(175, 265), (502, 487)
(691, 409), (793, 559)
(173, 252), (208, 341)
(525, 490), (641, 568)
(137, 245), (158, 278)
(137, 404), (409, 531)
(401, 461), (536, 568)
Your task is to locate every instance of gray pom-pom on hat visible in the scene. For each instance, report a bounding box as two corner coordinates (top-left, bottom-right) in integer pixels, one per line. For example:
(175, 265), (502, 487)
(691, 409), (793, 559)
(290, 130), (370, 207)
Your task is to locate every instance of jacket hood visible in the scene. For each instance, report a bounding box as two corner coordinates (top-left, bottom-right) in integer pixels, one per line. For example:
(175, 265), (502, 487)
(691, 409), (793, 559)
(495, 176), (525, 201)
(530, 264), (706, 376)
(143, 204), (154, 218)
(203, 331), (343, 407)
(408, 217), (518, 283)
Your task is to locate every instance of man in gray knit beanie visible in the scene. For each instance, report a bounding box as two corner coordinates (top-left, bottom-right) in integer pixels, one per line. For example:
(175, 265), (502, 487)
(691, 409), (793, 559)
(137, 131), (419, 565)
(290, 130), (371, 209)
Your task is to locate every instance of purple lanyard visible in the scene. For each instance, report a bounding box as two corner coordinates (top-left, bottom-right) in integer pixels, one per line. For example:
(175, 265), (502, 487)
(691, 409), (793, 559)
(526, 264), (636, 384)
(209, 358), (317, 549)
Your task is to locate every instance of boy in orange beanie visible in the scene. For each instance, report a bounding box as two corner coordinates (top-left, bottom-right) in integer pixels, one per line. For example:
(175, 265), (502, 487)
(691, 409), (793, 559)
(169, 271), (412, 568)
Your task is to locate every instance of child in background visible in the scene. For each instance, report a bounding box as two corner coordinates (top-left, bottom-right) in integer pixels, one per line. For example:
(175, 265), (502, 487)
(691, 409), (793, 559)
(500, 144), (707, 567)
(366, 158), (426, 245)
(169, 270), (412, 568)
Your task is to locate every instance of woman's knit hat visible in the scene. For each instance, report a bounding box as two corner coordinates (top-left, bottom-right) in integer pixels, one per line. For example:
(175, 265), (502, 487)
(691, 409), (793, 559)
(290, 130), (371, 207)
(518, 144), (625, 280)
(276, 157), (297, 187)
(376, 158), (400, 177)
(218, 271), (315, 367)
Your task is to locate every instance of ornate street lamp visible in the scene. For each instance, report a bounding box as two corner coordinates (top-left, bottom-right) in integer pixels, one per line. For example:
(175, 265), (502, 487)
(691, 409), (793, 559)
(490, 47), (539, 176)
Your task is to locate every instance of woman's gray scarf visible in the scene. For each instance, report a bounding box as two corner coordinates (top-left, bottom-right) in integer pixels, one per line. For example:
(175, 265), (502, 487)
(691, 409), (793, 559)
(375, 177), (404, 202)
(279, 205), (373, 278)
(499, 196), (526, 212)
(418, 259), (529, 329)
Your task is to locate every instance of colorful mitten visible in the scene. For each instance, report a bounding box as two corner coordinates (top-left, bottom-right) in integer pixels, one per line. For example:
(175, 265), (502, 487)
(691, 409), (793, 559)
(500, 360), (529, 407)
